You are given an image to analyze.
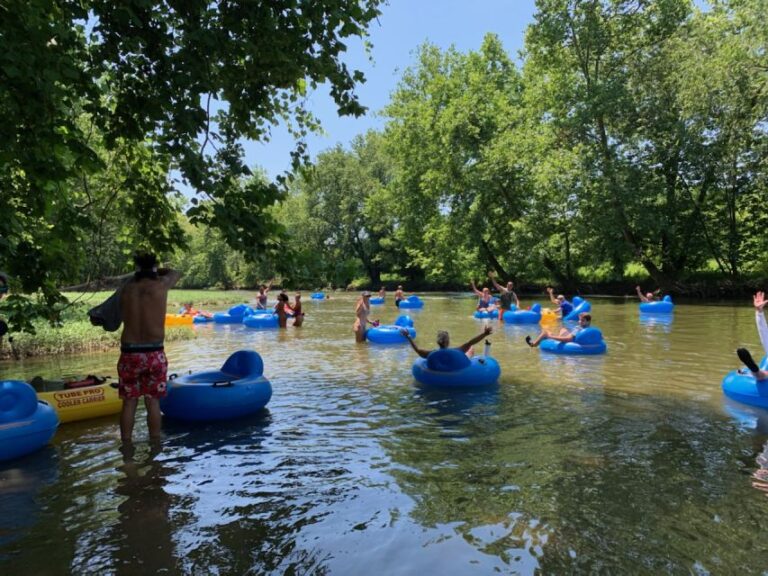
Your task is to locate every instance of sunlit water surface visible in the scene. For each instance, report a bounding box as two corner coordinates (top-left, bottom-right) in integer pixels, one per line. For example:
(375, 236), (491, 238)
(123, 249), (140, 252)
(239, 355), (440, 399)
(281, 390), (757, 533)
(2, 294), (768, 574)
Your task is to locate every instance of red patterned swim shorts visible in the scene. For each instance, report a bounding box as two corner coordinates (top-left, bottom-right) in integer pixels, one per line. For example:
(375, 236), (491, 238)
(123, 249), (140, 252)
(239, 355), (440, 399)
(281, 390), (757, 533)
(117, 350), (168, 399)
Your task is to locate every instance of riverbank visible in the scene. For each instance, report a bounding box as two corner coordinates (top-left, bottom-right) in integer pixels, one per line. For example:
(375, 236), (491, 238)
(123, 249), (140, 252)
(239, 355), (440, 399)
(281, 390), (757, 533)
(0, 290), (254, 361)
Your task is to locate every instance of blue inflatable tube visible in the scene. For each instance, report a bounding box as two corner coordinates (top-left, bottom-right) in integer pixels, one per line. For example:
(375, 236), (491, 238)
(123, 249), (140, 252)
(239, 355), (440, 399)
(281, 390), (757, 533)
(311, 292), (325, 300)
(370, 297), (385, 305)
(722, 355), (768, 408)
(193, 315), (214, 324)
(722, 372), (768, 409)
(539, 327), (607, 355)
(474, 309), (498, 319)
(368, 325), (416, 344)
(412, 349), (500, 388)
(639, 295), (674, 314)
(367, 316), (416, 344)
(160, 351), (272, 421)
(398, 296), (424, 309)
(243, 314), (279, 329)
(564, 298), (592, 322)
(0, 381), (59, 462)
(503, 303), (542, 324)
(213, 304), (254, 324)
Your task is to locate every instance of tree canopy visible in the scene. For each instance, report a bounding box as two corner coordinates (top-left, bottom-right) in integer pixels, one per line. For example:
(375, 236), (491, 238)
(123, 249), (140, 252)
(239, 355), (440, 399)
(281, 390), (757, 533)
(3, 0), (768, 330)
(0, 0), (383, 328)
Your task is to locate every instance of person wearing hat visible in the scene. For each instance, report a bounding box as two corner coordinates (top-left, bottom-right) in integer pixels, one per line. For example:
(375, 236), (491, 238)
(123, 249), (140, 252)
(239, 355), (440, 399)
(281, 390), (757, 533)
(353, 291), (374, 342)
(401, 325), (493, 358)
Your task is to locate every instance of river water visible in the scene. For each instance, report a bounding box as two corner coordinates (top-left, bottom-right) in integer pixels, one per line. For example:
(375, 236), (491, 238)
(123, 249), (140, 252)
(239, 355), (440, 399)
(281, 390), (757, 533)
(2, 293), (768, 574)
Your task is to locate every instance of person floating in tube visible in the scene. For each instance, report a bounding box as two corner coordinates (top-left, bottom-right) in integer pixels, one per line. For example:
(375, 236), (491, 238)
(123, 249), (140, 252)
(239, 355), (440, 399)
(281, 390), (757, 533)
(736, 291), (768, 380)
(526, 313), (591, 348)
(635, 285), (661, 303)
(470, 280), (497, 313)
(401, 325), (493, 359)
(546, 287), (574, 319)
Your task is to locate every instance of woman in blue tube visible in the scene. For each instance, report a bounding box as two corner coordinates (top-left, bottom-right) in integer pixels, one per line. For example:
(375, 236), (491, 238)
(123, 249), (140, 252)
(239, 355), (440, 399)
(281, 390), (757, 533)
(736, 291), (768, 380)
(470, 280), (497, 312)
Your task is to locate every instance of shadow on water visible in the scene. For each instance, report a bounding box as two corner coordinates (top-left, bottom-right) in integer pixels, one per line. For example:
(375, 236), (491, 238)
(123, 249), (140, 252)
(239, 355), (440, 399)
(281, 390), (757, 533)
(413, 383), (501, 421)
(111, 442), (179, 575)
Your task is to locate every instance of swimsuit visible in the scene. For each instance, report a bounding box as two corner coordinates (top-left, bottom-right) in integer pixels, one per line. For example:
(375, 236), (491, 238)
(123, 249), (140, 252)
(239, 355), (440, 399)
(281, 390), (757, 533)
(560, 301), (574, 317)
(477, 299), (491, 309)
(499, 292), (515, 310)
(117, 342), (167, 399)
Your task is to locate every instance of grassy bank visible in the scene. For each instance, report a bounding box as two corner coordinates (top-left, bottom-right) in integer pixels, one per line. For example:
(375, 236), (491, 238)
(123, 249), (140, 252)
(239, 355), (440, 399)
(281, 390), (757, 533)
(0, 289), (252, 361)
(0, 324), (195, 360)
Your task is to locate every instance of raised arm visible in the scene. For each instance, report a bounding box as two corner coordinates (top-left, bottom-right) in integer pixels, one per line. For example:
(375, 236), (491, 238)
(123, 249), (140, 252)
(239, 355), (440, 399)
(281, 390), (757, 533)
(635, 286), (649, 303)
(265, 279), (274, 292)
(158, 267), (182, 288)
(458, 326), (493, 353)
(470, 280), (483, 297)
(400, 329), (429, 358)
(546, 287), (558, 305)
(488, 272), (506, 293)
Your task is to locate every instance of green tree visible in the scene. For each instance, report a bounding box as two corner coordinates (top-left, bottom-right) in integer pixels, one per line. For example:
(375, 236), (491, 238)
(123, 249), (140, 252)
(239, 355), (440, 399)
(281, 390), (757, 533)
(295, 131), (398, 286)
(1, 0), (383, 328)
(383, 35), (528, 284)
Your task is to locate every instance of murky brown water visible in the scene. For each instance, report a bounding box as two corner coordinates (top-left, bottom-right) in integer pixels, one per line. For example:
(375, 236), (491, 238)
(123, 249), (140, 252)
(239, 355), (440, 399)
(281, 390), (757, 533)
(2, 294), (768, 574)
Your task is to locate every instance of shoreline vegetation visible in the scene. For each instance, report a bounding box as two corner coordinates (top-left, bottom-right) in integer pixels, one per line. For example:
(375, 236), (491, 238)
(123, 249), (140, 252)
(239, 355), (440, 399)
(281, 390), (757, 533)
(0, 290), (250, 361)
(1, 283), (754, 362)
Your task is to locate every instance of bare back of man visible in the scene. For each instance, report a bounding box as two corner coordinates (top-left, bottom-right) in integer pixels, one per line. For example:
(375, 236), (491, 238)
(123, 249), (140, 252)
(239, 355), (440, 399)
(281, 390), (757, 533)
(118, 256), (180, 444)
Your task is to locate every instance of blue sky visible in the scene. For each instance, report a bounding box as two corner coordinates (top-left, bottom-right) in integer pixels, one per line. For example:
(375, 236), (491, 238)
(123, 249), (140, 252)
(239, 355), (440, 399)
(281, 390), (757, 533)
(246, 0), (539, 181)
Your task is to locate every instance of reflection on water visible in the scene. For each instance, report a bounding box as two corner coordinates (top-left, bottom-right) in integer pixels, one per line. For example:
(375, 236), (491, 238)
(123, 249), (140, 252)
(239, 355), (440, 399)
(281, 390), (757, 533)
(3, 295), (768, 573)
(0, 447), (59, 554)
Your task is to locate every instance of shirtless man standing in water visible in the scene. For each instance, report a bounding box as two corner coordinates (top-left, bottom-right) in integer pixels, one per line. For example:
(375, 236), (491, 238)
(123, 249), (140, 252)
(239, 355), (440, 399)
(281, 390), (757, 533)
(353, 291), (372, 342)
(118, 253), (181, 443)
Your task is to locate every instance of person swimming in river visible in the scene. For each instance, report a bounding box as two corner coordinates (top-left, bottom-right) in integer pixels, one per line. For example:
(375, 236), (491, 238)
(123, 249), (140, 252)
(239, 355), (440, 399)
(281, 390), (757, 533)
(394, 285), (405, 308)
(736, 291), (768, 380)
(274, 292), (290, 328)
(255, 280), (273, 310)
(526, 313), (591, 347)
(291, 293), (305, 327)
(353, 291), (379, 342)
(470, 280), (497, 312)
(401, 325), (493, 359)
